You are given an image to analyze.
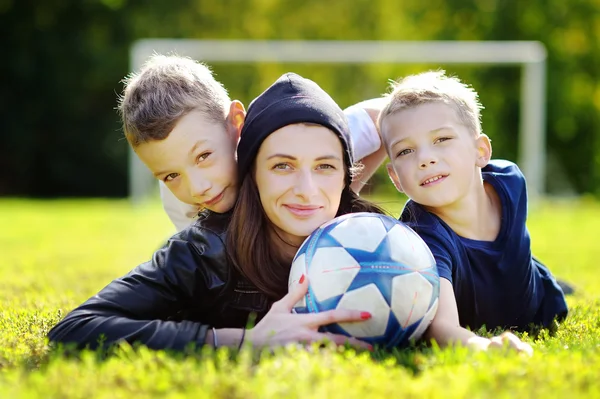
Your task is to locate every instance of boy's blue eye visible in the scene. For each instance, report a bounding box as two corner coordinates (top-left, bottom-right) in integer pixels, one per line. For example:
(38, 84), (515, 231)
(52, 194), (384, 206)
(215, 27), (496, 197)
(396, 149), (412, 157)
(164, 173), (179, 182)
(197, 152), (212, 163)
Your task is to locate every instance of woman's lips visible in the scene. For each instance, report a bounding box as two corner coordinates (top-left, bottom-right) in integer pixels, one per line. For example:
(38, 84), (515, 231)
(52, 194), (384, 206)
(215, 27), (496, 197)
(284, 204), (322, 217)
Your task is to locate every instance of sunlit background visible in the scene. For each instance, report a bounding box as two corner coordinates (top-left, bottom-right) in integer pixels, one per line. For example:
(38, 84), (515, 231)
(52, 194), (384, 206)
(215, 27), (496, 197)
(1, 2), (600, 397)
(1, 0), (599, 201)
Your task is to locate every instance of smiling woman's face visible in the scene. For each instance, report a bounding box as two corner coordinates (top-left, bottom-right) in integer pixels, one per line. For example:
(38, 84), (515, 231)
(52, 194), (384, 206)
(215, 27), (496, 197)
(254, 123), (346, 246)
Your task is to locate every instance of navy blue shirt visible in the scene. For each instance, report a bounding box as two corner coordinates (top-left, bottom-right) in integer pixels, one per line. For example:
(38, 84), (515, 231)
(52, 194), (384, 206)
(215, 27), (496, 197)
(400, 160), (568, 330)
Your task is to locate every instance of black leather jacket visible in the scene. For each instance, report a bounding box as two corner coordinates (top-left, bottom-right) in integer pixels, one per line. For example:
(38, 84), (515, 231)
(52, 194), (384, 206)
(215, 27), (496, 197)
(47, 211), (273, 350)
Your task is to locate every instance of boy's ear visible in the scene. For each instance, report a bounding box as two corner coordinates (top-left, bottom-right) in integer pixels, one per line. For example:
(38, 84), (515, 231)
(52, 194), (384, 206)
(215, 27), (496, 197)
(226, 100), (246, 140)
(386, 163), (404, 193)
(475, 134), (492, 168)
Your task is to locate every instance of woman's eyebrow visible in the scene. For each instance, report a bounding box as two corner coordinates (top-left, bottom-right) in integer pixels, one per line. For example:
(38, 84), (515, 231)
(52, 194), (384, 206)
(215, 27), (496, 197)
(266, 154), (342, 161)
(266, 153), (296, 160)
(315, 155), (342, 161)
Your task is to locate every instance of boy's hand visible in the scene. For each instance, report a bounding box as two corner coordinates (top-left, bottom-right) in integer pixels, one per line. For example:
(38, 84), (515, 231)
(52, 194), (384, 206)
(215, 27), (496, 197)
(488, 331), (534, 356)
(468, 332), (533, 355)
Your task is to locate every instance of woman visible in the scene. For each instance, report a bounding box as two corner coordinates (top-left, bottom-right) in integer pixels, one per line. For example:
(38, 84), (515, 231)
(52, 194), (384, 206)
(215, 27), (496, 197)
(48, 72), (386, 351)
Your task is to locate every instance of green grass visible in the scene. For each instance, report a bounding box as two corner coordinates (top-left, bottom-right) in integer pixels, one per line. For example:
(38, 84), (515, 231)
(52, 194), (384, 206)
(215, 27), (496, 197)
(0, 196), (599, 398)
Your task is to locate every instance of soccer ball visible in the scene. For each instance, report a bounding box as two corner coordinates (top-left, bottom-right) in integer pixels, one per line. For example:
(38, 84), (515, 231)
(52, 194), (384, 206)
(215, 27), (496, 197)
(288, 212), (440, 348)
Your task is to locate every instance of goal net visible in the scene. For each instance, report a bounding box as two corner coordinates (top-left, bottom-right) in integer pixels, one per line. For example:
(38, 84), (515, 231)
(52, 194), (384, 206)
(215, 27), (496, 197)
(128, 39), (547, 202)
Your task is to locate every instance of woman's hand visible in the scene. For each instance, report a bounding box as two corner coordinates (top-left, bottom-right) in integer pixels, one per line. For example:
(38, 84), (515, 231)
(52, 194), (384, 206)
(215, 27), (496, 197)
(246, 276), (373, 350)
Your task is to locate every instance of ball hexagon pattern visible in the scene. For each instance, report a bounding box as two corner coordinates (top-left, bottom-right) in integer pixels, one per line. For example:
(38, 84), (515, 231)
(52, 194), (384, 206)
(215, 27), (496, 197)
(288, 212), (440, 348)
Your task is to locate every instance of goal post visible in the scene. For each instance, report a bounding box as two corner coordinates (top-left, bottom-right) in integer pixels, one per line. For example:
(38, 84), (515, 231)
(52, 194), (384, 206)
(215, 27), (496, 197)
(128, 39), (547, 202)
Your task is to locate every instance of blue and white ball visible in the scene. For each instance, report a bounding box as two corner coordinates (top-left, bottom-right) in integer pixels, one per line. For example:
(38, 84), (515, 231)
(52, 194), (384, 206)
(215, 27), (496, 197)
(288, 212), (440, 348)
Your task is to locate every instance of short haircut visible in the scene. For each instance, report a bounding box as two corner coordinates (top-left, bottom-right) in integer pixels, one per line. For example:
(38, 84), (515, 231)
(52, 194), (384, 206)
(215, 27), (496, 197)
(378, 70), (484, 139)
(118, 54), (231, 147)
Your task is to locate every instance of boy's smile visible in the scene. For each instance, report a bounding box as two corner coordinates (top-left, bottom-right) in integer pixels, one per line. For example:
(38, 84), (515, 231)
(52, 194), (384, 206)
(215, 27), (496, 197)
(203, 190), (226, 207)
(420, 174), (449, 186)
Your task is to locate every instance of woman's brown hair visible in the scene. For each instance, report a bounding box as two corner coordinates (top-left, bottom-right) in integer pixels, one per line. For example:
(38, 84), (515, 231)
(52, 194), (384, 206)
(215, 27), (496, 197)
(226, 162), (388, 300)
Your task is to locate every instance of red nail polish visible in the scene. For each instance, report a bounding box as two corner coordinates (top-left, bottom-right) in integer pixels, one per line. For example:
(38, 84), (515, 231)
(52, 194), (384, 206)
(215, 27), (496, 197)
(299, 274), (305, 284)
(368, 345), (374, 352)
(360, 312), (372, 320)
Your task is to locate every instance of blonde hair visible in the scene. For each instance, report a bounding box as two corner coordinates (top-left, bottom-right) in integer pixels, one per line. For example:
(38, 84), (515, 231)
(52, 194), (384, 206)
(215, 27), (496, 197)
(118, 54), (231, 147)
(378, 70), (484, 139)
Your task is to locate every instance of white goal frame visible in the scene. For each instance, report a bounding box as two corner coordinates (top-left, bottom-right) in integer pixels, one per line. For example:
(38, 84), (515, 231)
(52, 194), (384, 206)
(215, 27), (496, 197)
(128, 39), (547, 202)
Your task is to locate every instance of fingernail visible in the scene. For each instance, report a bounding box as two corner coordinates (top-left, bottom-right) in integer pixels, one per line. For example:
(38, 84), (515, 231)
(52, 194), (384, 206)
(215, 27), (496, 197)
(368, 345), (374, 352)
(299, 274), (305, 284)
(360, 312), (372, 320)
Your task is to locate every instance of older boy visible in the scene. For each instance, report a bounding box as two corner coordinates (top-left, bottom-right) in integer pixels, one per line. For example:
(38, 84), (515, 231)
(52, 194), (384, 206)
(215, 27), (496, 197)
(378, 71), (568, 352)
(119, 55), (386, 231)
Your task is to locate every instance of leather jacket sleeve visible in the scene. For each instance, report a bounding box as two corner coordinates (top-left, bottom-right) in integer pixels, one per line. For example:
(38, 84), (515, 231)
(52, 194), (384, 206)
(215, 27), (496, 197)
(47, 216), (231, 351)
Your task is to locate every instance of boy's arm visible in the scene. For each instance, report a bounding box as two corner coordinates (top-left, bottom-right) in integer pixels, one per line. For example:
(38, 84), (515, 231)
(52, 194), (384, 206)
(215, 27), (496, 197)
(425, 279), (484, 347)
(404, 215), (532, 354)
(159, 181), (199, 232)
(344, 98), (389, 194)
(425, 279), (533, 354)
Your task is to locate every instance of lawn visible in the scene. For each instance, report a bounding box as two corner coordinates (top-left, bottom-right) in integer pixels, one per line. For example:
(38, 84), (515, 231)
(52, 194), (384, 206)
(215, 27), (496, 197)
(0, 196), (599, 398)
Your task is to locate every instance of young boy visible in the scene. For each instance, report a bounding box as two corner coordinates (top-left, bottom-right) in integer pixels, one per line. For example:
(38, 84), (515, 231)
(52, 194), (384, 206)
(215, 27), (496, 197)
(119, 54), (387, 231)
(378, 71), (568, 351)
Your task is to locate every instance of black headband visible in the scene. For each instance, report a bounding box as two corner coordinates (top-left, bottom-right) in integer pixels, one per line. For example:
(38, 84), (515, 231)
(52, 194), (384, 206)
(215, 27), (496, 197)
(236, 73), (354, 182)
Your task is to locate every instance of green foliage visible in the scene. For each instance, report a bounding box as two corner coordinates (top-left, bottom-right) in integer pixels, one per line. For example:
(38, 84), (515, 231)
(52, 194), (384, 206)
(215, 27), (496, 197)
(0, 197), (599, 398)
(1, 0), (599, 196)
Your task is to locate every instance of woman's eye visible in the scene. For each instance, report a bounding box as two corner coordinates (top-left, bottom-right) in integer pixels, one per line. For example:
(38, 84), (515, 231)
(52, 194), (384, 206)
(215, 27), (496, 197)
(164, 173), (179, 182)
(273, 163), (291, 170)
(317, 164), (336, 170)
(197, 152), (212, 163)
(435, 137), (451, 144)
(396, 149), (412, 157)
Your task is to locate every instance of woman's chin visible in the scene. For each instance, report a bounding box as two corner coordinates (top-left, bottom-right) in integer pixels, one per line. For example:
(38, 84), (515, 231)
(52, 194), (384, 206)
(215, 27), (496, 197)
(276, 226), (314, 246)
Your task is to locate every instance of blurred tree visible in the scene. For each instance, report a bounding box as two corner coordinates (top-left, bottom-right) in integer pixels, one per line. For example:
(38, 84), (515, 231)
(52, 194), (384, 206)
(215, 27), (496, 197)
(0, 0), (133, 196)
(0, 0), (598, 197)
